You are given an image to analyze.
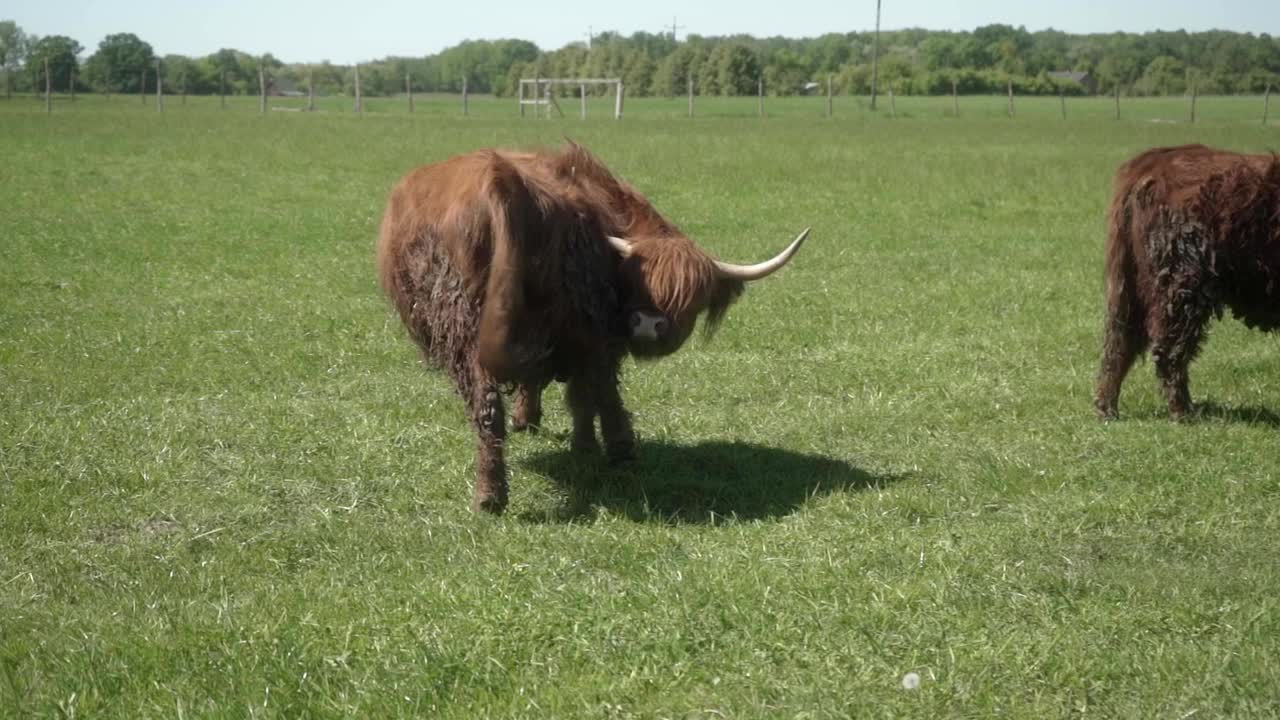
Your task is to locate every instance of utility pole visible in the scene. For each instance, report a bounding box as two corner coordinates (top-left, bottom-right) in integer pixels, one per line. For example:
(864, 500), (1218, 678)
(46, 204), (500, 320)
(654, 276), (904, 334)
(870, 0), (882, 110)
(587, 25), (592, 50)
(669, 16), (684, 42)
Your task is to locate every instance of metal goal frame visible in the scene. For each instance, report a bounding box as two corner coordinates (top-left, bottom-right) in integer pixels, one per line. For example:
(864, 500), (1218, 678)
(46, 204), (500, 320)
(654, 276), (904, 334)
(518, 77), (624, 119)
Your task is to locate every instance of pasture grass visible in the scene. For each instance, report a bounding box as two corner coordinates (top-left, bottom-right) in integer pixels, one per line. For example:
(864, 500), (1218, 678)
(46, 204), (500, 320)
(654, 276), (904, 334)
(2, 93), (1280, 717)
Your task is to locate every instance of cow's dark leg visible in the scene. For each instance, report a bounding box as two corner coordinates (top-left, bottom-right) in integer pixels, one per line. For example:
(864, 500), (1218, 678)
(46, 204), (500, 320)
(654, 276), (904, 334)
(1150, 284), (1212, 421)
(567, 358), (633, 461)
(511, 380), (545, 432)
(594, 371), (635, 463)
(1095, 295), (1148, 420)
(565, 376), (600, 453)
(465, 367), (508, 514)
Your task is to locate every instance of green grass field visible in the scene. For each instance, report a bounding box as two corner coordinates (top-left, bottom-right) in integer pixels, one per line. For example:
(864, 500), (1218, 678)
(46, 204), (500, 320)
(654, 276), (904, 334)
(2, 93), (1279, 717)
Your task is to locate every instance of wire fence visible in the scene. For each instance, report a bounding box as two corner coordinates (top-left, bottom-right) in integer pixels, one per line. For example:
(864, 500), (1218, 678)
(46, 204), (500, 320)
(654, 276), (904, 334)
(6, 85), (1275, 126)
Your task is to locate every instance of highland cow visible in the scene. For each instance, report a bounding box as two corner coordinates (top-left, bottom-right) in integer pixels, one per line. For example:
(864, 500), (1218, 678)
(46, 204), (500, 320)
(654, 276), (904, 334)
(377, 142), (809, 513)
(1095, 144), (1280, 420)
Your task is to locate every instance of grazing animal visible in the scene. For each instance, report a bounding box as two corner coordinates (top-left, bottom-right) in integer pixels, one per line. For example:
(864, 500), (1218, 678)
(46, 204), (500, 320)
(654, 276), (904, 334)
(377, 142), (809, 512)
(1095, 144), (1280, 420)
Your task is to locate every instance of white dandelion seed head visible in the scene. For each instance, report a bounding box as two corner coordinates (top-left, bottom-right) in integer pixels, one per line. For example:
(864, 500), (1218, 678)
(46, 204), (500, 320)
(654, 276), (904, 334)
(901, 672), (920, 690)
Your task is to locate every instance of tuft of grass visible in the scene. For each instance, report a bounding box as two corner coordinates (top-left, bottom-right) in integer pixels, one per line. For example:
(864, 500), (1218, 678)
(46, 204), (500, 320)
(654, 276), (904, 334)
(2, 94), (1279, 718)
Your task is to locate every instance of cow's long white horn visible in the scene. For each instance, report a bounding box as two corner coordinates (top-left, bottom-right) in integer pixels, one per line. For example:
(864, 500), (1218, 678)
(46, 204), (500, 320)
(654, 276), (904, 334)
(713, 227), (811, 281)
(606, 235), (633, 256)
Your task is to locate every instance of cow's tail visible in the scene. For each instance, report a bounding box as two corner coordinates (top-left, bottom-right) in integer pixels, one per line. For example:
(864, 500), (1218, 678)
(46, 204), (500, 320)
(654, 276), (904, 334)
(476, 153), (539, 383)
(1102, 176), (1141, 329)
(1094, 170), (1151, 417)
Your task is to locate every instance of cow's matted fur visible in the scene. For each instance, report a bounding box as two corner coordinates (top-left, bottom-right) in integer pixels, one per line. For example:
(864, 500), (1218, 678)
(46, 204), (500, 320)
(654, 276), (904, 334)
(1095, 144), (1280, 420)
(378, 142), (762, 513)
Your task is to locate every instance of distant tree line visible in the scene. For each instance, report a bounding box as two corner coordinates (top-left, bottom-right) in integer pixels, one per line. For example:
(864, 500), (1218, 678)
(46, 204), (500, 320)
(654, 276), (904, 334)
(1, 19), (1277, 100)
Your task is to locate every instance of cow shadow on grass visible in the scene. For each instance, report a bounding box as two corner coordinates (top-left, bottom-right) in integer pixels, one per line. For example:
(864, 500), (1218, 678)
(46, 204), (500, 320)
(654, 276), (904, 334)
(516, 440), (900, 524)
(1191, 401), (1280, 428)
(1124, 399), (1280, 427)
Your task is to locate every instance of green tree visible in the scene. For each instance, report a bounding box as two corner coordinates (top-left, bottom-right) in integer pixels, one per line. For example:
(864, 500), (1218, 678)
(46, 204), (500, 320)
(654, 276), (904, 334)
(835, 62), (872, 95)
(0, 20), (29, 98)
(620, 48), (654, 96)
(650, 45), (704, 96)
(707, 44), (761, 95)
(764, 48), (809, 95)
(920, 34), (962, 71)
(1095, 35), (1143, 93)
(83, 33), (154, 93)
(877, 54), (917, 93)
(1139, 55), (1185, 95)
(27, 35), (82, 91)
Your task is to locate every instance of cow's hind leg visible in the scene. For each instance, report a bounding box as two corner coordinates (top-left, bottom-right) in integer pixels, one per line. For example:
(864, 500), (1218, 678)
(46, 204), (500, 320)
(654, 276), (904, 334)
(1150, 287), (1213, 421)
(511, 380), (545, 432)
(466, 367), (509, 514)
(1095, 297), (1148, 420)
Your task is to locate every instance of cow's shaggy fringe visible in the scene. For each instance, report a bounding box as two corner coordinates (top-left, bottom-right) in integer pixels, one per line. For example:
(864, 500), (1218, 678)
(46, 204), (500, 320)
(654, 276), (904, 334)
(1095, 144), (1280, 420)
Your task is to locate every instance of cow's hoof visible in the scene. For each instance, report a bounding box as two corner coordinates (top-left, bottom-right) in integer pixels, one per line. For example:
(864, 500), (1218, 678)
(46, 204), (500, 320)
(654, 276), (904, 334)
(1094, 399), (1119, 421)
(571, 436), (601, 454)
(470, 492), (508, 515)
(511, 419), (540, 433)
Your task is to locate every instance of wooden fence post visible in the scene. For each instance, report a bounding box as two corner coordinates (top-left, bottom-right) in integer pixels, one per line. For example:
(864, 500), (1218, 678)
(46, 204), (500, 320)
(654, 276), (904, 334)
(1006, 79), (1014, 118)
(580, 82), (586, 119)
(220, 70), (226, 109)
(70, 71), (76, 102)
(353, 64), (362, 114)
(463, 76), (469, 116)
(156, 58), (163, 111)
(406, 72), (413, 113)
(889, 87), (896, 118)
(140, 68), (146, 104)
(951, 78), (958, 116)
(1189, 85), (1197, 123)
(826, 74), (832, 117)
(758, 75), (764, 117)
(307, 69), (314, 111)
(688, 71), (694, 118)
(1114, 85), (1120, 120)
(1265, 84), (1272, 126)
(44, 58), (51, 113)
(1060, 88), (1066, 119)
(259, 62), (266, 114)
(614, 81), (623, 120)
(181, 73), (186, 105)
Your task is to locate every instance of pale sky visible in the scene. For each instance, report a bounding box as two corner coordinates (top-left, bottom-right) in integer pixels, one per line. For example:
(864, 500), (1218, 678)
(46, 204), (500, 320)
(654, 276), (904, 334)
(7, 0), (1279, 65)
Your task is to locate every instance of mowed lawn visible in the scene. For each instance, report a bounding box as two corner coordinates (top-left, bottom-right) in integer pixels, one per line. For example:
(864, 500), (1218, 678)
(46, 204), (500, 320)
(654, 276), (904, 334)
(2, 93), (1279, 717)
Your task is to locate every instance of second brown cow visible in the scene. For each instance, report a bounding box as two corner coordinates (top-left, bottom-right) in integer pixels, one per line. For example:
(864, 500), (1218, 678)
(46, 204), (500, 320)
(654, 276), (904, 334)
(1096, 144), (1280, 420)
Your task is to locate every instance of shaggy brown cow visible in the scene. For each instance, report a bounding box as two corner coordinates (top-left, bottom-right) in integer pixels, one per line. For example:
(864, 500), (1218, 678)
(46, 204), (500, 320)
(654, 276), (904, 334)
(378, 142), (809, 513)
(1095, 144), (1280, 420)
